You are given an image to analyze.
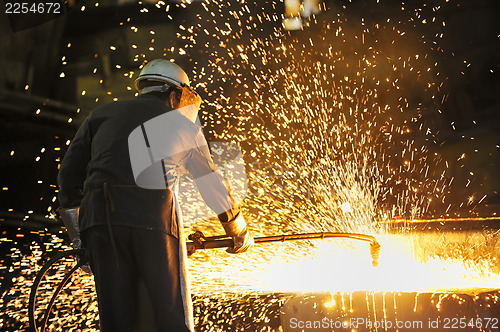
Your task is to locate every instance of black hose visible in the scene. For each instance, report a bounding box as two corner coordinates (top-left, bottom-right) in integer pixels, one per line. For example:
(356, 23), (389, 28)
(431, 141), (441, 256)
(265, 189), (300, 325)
(28, 250), (80, 332)
(40, 264), (80, 332)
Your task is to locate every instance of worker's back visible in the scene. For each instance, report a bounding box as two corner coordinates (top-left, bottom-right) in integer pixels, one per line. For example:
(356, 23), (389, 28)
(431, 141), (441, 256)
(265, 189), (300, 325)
(59, 93), (194, 238)
(87, 94), (168, 186)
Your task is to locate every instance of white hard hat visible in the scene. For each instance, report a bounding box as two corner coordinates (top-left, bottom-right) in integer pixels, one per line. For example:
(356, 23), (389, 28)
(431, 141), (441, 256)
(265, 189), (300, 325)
(135, 59), (190, 92)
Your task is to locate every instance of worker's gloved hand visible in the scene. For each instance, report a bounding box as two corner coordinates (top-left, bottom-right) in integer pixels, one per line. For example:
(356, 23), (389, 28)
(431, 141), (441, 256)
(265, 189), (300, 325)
(221, 212), (254, 254)
(58, 207), (80, 243)
(76, 248), (92, 274)
(228, 230), (253, 254)
(58, 207), (91, 274)
(186, 242), (196, 257)
(72, 239), (91, 274)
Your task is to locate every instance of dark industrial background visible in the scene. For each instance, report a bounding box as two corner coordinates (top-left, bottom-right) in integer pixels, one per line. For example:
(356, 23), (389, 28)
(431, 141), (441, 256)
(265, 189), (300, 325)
(0, 1), (499, 331)
(1, 0), (499, 228)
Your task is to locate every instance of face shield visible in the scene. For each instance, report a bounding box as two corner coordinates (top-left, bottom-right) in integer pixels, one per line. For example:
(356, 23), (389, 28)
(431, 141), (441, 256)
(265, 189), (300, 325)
(178, 84), (202, 110)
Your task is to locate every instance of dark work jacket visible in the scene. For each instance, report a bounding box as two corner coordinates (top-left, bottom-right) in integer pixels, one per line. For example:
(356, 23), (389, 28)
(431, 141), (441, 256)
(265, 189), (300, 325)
(57, 94), (238, 238)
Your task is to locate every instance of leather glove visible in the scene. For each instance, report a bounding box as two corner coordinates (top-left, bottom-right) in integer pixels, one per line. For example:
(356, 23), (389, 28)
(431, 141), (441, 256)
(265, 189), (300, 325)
(186, 242), (196, 257)
(221, 212), (254, 254)
(58, 207), (80, 247)
(58, 207), (91, 273)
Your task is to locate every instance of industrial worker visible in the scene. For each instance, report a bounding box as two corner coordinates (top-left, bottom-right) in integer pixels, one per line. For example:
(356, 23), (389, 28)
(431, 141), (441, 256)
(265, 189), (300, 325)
(57, 59), (253, 332)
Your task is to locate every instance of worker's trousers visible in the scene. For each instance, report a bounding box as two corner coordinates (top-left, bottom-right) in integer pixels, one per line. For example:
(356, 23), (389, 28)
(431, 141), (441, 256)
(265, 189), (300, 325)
(82, 225), (191, 332)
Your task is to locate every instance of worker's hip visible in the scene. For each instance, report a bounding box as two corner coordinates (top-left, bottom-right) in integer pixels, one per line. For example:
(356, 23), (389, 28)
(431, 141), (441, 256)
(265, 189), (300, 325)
(81, 225), (191, 332)
(78, 185), (179, 239)
(81, 225), (180, 263)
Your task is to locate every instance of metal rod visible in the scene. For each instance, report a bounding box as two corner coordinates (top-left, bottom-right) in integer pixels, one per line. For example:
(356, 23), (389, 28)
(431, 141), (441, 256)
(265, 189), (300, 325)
(188, 232), (378, 249)
(254, 232), (378, 244)
(187, 231), (381, 267)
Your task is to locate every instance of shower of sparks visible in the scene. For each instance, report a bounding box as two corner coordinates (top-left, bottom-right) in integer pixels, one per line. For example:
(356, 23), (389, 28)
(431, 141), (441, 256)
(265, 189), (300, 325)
(170, 0), (500, 327)
(175, 0), (458, 242)
(1, 0), (499, 331)
(173, 0), (499, 295)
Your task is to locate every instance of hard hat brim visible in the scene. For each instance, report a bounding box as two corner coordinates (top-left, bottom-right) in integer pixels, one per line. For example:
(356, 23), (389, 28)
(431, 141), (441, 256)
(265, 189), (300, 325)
(135, 75), (186, 91)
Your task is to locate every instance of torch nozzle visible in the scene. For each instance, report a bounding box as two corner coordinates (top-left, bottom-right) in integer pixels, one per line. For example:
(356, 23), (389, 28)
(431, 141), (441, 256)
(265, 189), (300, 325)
(370, 241), (381, 267)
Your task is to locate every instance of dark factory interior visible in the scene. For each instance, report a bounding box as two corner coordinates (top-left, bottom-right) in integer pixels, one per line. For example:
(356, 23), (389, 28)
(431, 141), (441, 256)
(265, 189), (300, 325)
(1, 0), (500, 331)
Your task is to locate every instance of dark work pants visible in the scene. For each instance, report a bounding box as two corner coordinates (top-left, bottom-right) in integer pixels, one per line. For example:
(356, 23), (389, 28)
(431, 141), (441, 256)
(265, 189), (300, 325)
(82, 226), (191, 332)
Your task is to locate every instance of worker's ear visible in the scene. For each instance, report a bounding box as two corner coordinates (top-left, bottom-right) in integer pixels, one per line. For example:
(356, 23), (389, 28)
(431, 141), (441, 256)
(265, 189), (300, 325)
(169, 91), (180, 109)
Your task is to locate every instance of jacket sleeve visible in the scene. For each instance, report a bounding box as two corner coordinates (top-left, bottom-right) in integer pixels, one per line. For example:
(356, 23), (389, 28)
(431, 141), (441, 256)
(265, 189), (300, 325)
(181, 132), (239, 223)
(57, 117), (92, 208)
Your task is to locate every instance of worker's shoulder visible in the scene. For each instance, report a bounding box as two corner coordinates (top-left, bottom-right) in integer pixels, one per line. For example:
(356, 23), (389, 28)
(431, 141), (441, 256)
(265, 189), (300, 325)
(141, 110), (202, 147)
(86, 97), (166, 128)
(143, 109), (195, 131)
(90, 96), (157, 114)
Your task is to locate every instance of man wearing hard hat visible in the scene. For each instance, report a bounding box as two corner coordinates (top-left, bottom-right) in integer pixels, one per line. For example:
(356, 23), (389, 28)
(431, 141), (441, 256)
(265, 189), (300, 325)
(57, 59), (253, 332)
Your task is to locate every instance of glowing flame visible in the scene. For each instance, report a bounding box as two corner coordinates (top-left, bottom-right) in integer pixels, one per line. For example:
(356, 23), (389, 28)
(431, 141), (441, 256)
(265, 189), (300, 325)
(341, 202), (352, 213)
(188, 233), (500, 295)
